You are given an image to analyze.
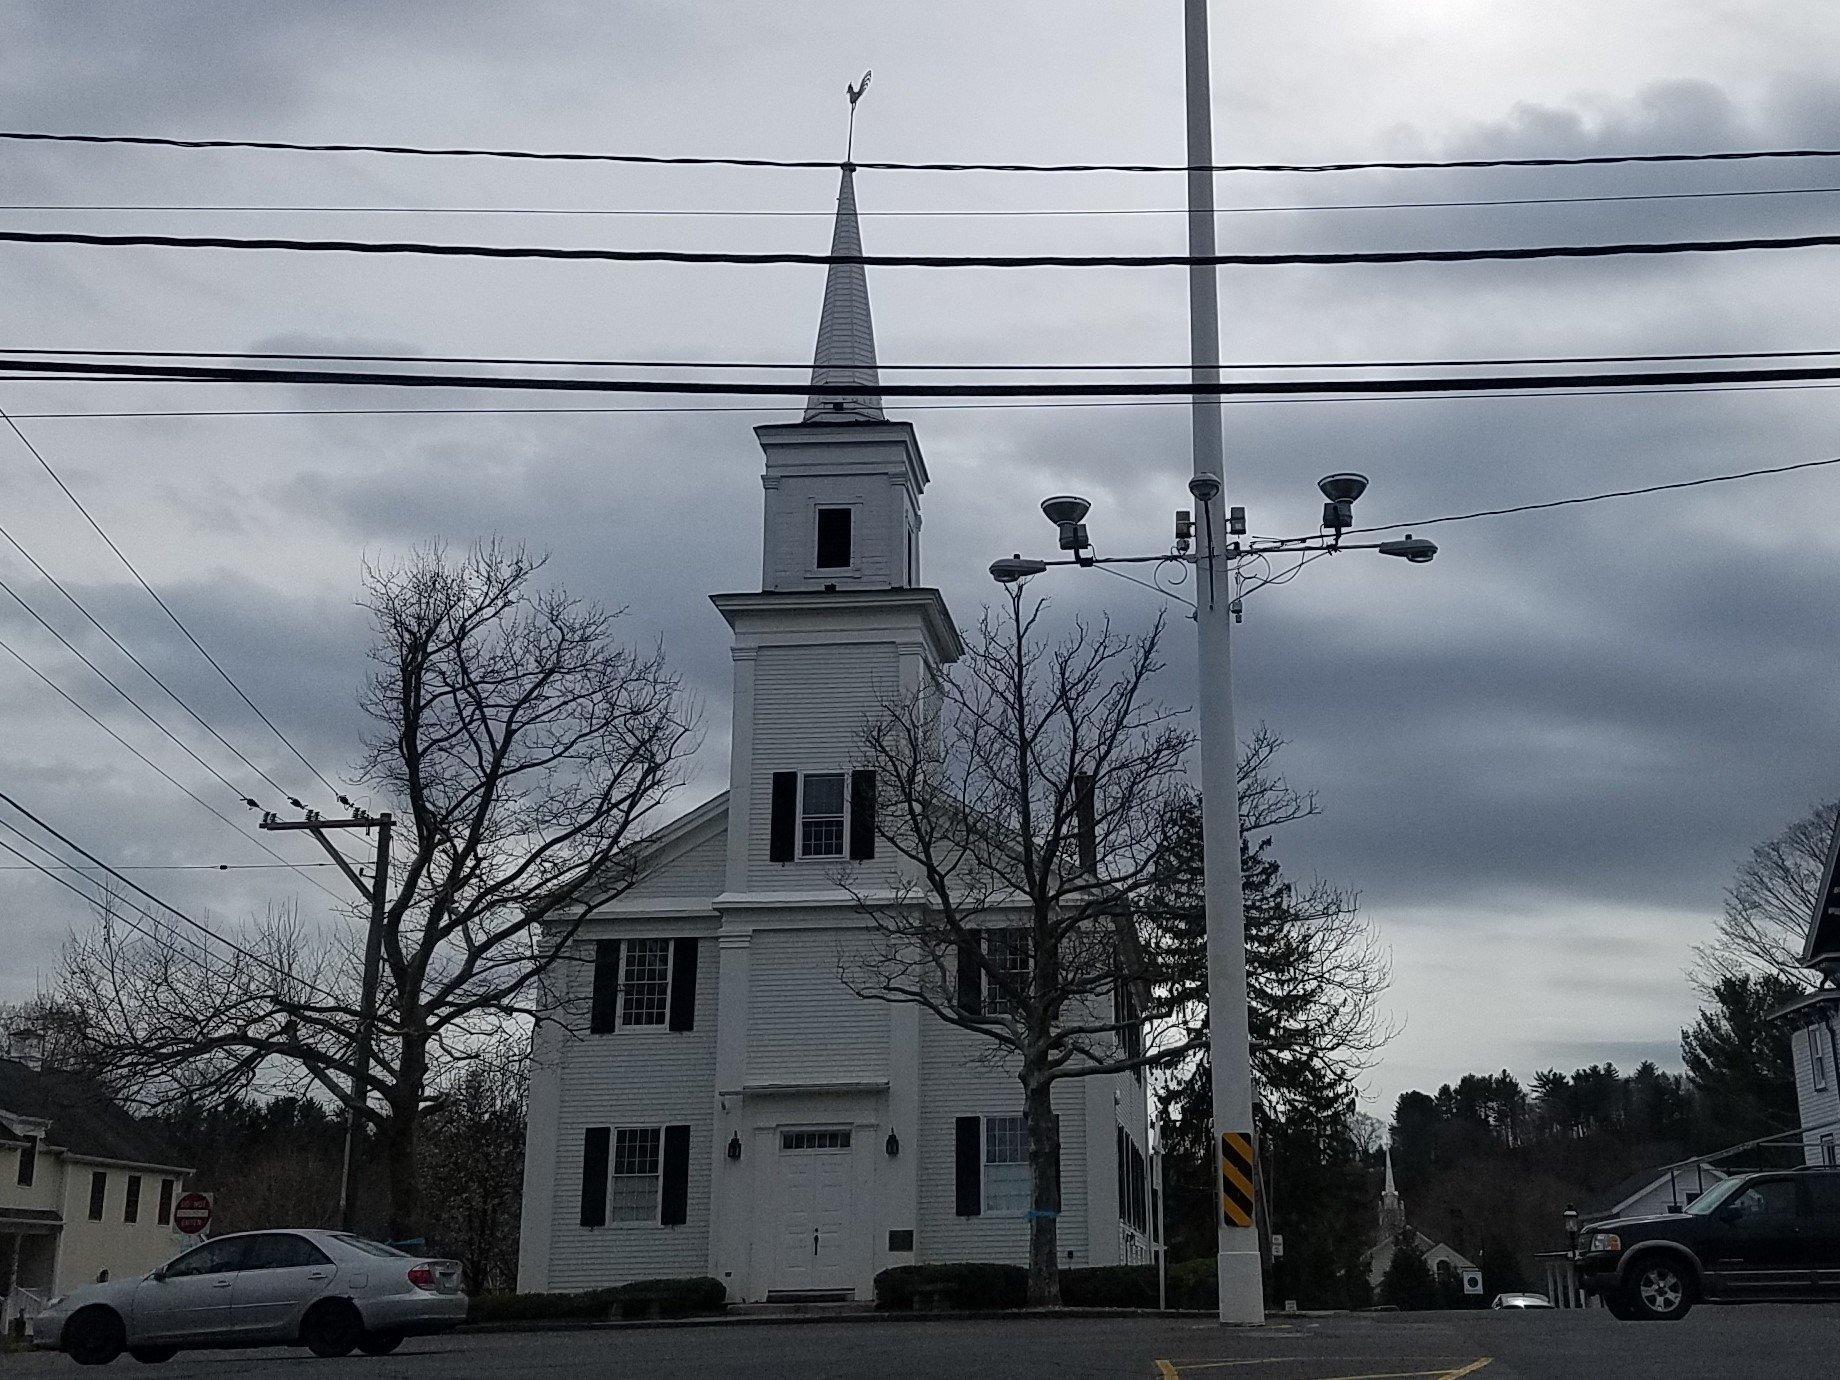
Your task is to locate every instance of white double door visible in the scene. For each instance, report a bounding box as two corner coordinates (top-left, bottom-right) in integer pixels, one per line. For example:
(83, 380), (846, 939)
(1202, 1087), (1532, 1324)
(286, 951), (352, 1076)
(773, 1127), (861, 1293)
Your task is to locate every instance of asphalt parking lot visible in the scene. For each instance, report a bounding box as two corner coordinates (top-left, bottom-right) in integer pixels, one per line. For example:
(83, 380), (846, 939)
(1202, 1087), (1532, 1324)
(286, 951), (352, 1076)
(10, 1304), (1840, 1378)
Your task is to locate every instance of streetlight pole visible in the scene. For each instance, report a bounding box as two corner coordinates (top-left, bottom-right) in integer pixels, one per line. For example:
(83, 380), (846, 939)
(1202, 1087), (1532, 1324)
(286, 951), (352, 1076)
(1184, 0), (1266, 1325)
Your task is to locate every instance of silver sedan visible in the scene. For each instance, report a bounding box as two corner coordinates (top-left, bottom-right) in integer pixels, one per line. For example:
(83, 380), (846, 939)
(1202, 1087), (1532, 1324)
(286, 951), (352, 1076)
(32, 1229), (466, 1366)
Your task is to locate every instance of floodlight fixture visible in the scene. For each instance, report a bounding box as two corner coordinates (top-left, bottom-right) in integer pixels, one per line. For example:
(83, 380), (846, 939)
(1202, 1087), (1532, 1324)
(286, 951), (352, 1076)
(1039, 495), (1091, 527)
(989, 555), (1050, 584)
(1377, 534), (1437, 564)
(1316, 472), (1369, 505)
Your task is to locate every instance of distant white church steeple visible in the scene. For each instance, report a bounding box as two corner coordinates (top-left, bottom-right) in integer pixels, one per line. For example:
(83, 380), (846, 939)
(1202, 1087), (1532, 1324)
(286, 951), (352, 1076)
(1379, 1145), (1406, 1239)
(803, 165), (883, 424)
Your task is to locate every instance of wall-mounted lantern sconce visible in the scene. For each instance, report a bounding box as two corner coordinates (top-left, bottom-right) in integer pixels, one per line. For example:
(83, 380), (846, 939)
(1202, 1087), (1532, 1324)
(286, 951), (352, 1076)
(885, 1130), (900, 1158)
(727, 1133), (742, 1162)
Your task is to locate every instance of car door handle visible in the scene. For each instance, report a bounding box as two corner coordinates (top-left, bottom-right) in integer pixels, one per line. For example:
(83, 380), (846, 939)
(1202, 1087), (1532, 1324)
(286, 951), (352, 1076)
(306, 1271), (330, 1280)
(212, 1279), (233, 1288)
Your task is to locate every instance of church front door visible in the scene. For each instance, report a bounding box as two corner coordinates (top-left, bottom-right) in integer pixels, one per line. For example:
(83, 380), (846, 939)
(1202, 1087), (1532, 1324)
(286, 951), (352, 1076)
(770, 1126), (860, 1296)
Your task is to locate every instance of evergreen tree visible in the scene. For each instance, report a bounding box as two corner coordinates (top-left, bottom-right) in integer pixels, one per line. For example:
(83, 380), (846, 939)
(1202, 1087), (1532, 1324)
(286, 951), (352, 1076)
(1681, 972), (1800, 1143)
(1378, 1234), (1438, 1310)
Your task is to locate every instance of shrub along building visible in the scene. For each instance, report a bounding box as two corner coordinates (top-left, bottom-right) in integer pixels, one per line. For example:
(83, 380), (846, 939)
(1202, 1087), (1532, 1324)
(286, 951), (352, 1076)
(1, 1033), (191, 1333)
(516, 167), (1154, 1303)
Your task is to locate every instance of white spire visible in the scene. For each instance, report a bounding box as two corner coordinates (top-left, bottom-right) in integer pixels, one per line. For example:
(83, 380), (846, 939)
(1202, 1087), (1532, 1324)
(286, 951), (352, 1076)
(1384, 1145), (1398, 1199)
(803, 165), (885, 424)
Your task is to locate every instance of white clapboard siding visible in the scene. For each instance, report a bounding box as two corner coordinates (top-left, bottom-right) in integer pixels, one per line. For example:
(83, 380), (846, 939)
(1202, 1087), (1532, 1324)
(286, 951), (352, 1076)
(745, 641), (903, 893)
(545, 935), (719, 1290)
(621, 822), (727, 903)
(1792, 1023), (1840, 1163)
(746, 927), (889, 1084)
(915, 1019), (1091, 1267)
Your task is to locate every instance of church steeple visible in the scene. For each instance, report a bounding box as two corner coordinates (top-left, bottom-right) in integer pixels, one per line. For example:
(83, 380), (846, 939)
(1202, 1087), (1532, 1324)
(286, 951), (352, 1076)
(803, 166), (884, 424)
(1379, 1145), (1406, 1239)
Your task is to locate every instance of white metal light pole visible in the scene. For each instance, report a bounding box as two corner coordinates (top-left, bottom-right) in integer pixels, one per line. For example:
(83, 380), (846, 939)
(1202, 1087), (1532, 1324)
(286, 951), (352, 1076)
(1184, 0), (1266, 1325)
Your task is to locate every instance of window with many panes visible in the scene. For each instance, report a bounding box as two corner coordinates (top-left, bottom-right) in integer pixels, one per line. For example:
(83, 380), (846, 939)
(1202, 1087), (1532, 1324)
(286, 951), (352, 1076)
(983, 929), (1031, 1019)
(983, 1115), (1029, 1214)
(781, 1129), (852, 1151)
(618, 938), (672, 1027)
(800, 773), (847, 858)
(609, 1127), (663, 1224)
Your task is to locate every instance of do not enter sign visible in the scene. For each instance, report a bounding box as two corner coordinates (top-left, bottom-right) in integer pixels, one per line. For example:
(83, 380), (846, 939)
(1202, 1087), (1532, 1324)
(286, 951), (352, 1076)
(172, 1191), (213, 1235)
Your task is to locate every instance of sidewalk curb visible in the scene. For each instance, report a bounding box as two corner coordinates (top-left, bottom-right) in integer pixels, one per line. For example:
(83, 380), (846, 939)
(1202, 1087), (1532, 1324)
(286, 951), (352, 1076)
(460, 1306), (1344, 1335)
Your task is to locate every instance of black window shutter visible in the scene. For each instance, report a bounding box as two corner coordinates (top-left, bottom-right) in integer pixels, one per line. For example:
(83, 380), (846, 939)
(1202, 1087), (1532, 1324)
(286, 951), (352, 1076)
(955, 1116), (982, 1216)
(1116, 1126), (1128, 1225)
(848, 769), (877, 860)
(590, 939), (621, 1034)
(956, 935), (983, 1016)
(769, 771), (798, 862)
(660, 1125), (691, 1226)
(667, 938), (699, 1032)
(580, 1127), (610, 1227)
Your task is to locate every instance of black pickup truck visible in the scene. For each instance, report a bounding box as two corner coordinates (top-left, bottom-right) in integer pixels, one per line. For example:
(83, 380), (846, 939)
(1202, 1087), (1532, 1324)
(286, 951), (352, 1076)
(1576, 1168), (1840, 1319)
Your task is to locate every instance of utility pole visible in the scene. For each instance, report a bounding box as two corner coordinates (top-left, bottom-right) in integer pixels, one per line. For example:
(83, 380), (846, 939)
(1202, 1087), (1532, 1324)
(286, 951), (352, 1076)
(259, 808), (392, 1233)
(1184, 0), (1266, 1325)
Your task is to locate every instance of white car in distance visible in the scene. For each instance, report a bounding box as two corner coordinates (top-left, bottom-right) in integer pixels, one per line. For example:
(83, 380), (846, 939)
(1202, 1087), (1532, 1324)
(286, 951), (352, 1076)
(1490, 1291), (1555, 1309)
(32, 1228), (465, 1366)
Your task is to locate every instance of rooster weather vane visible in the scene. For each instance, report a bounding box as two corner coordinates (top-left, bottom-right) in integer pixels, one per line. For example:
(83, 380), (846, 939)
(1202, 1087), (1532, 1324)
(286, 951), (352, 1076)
(846, 70), (872, 164)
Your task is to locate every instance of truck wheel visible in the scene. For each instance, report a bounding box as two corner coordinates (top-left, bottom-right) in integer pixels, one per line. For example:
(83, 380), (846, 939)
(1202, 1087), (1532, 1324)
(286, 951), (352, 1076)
(1627, 1257), (1693, 1320)
(300, 1299), (363, 1358)
(65, 1306), (126, 1366)
(359, 1332), (404, 1355)
(1601, 1290), (1639, 1321)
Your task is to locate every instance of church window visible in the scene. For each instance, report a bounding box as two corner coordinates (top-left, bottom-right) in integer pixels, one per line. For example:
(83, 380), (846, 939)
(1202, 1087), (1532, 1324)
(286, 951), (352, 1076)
(619, 939), (673, 1027)
(983, 928), (1032, 1018)
(983, 1115), (1030, 1214)
(608, 1128), (663, 1223)
(800, 772), (848, 858)
(815, 507), (853, 569)
(1815, 1027), (1831, 1092)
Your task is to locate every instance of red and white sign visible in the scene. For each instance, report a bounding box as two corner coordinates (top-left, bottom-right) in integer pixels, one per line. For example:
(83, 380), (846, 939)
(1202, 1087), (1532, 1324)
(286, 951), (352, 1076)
(172, 1191), (213, 1236)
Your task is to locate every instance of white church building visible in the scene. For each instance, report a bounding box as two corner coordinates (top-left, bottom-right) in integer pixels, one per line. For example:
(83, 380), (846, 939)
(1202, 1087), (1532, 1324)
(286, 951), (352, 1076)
(516, 167), (1154, 1302)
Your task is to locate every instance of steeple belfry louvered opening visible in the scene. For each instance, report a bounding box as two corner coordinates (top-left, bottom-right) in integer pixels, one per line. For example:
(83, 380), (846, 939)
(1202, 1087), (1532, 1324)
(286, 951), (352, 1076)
(803, 166), (884, 424)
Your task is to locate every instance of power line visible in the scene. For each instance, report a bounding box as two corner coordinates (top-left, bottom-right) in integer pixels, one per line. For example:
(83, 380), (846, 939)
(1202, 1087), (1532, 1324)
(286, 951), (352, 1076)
(11, 355), (1840, 399)
(10, 183), (1840, 217)
(0, 513), (312, 805)
(7, 226), (1840, 268)
(0, 861), (336, 870)
(0, 788), (347, 1002)
(0, 408), (347, 804)
(4, 127), (1839, 173)
(6, 344), (1840, 372)
(0, 632), (352, 905)
(1341, 453), (1840, 537)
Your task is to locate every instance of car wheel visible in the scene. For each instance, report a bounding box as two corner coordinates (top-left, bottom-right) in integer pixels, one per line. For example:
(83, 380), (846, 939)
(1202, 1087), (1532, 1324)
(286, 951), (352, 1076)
(65, 1306), (127, 1366)
(1627, 1257), (1694, 1320)
(129, 1345), (179, 1364)
(358, 1333), (404, 1356)
(300, 1299), (364, 1358)
(1601, 1290), (1639, 1321)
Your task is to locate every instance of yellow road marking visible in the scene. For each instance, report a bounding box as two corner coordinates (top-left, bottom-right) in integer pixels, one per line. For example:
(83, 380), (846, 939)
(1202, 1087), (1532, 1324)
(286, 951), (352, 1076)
(1440, 1363), (1492, 1380)
(1156, 1362), (1306, 1375)
(1155, 1362), (1180, 1380)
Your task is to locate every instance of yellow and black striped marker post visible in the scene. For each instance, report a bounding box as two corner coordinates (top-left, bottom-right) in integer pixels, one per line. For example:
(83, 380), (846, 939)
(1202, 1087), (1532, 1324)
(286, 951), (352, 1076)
(1219, 1130), (1256, 1229)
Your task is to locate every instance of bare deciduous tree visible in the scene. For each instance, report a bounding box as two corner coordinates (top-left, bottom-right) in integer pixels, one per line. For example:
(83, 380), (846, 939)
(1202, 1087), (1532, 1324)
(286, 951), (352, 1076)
(842, 593), (1195, 1307)
(53, 542), (696, 1235)
(1692, 799), (1837, 995)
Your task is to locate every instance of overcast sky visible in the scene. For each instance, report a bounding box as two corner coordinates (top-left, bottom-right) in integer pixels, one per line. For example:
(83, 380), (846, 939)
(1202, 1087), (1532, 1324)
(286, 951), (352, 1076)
(2, 1), (1837, 1119)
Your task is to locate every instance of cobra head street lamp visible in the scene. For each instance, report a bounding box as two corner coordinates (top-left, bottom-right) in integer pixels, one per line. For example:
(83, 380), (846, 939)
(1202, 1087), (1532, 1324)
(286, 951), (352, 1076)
(1317, 472), (1369, 534)
(1040, 494), (1093, 564)
(1377, 534), (1438, 564)
(989, 555), (1050, 584)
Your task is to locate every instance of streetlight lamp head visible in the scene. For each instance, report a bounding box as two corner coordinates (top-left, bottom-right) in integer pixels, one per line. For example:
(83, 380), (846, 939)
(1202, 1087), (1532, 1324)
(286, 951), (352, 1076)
(989, 555), (1049, 584)
(1040, 495), (1091, 527)
(1377, 534), (1438, 564)
(1187, 473), (1221, 505)
(1317, 472), (1369, 505)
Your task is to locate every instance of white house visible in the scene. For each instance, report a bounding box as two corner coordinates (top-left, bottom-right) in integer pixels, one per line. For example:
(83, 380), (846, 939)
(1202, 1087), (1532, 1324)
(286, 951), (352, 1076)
(1776, 808), (1840, 1167)
(1, 1035), (192, 1332)
(516, 167), (1153, 1302)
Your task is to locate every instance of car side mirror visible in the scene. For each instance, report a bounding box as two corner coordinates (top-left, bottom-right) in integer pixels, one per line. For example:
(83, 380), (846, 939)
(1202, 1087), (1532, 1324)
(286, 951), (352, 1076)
(150, 1268), (168, 1282)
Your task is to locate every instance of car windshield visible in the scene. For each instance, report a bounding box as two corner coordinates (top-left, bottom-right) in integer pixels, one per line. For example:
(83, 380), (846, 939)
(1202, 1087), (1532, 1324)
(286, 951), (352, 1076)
(1685, 1178), (1748, 1216)
(332, 1234), (411, 1258)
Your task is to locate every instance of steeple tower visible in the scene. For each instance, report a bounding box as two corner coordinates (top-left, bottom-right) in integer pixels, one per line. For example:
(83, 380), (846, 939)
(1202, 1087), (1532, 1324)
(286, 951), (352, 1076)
(803, 166), (884, 424)
(1379, 1145), (1406, 1239)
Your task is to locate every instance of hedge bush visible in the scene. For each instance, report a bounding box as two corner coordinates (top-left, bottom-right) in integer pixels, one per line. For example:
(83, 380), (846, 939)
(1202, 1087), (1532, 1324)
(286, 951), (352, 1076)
(1165, 1258), (1217, 1311)
(1057, 1265), (1161, 1308)
(466, 1277), (726, 1324)
(874, 1263), (1029, 1311)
